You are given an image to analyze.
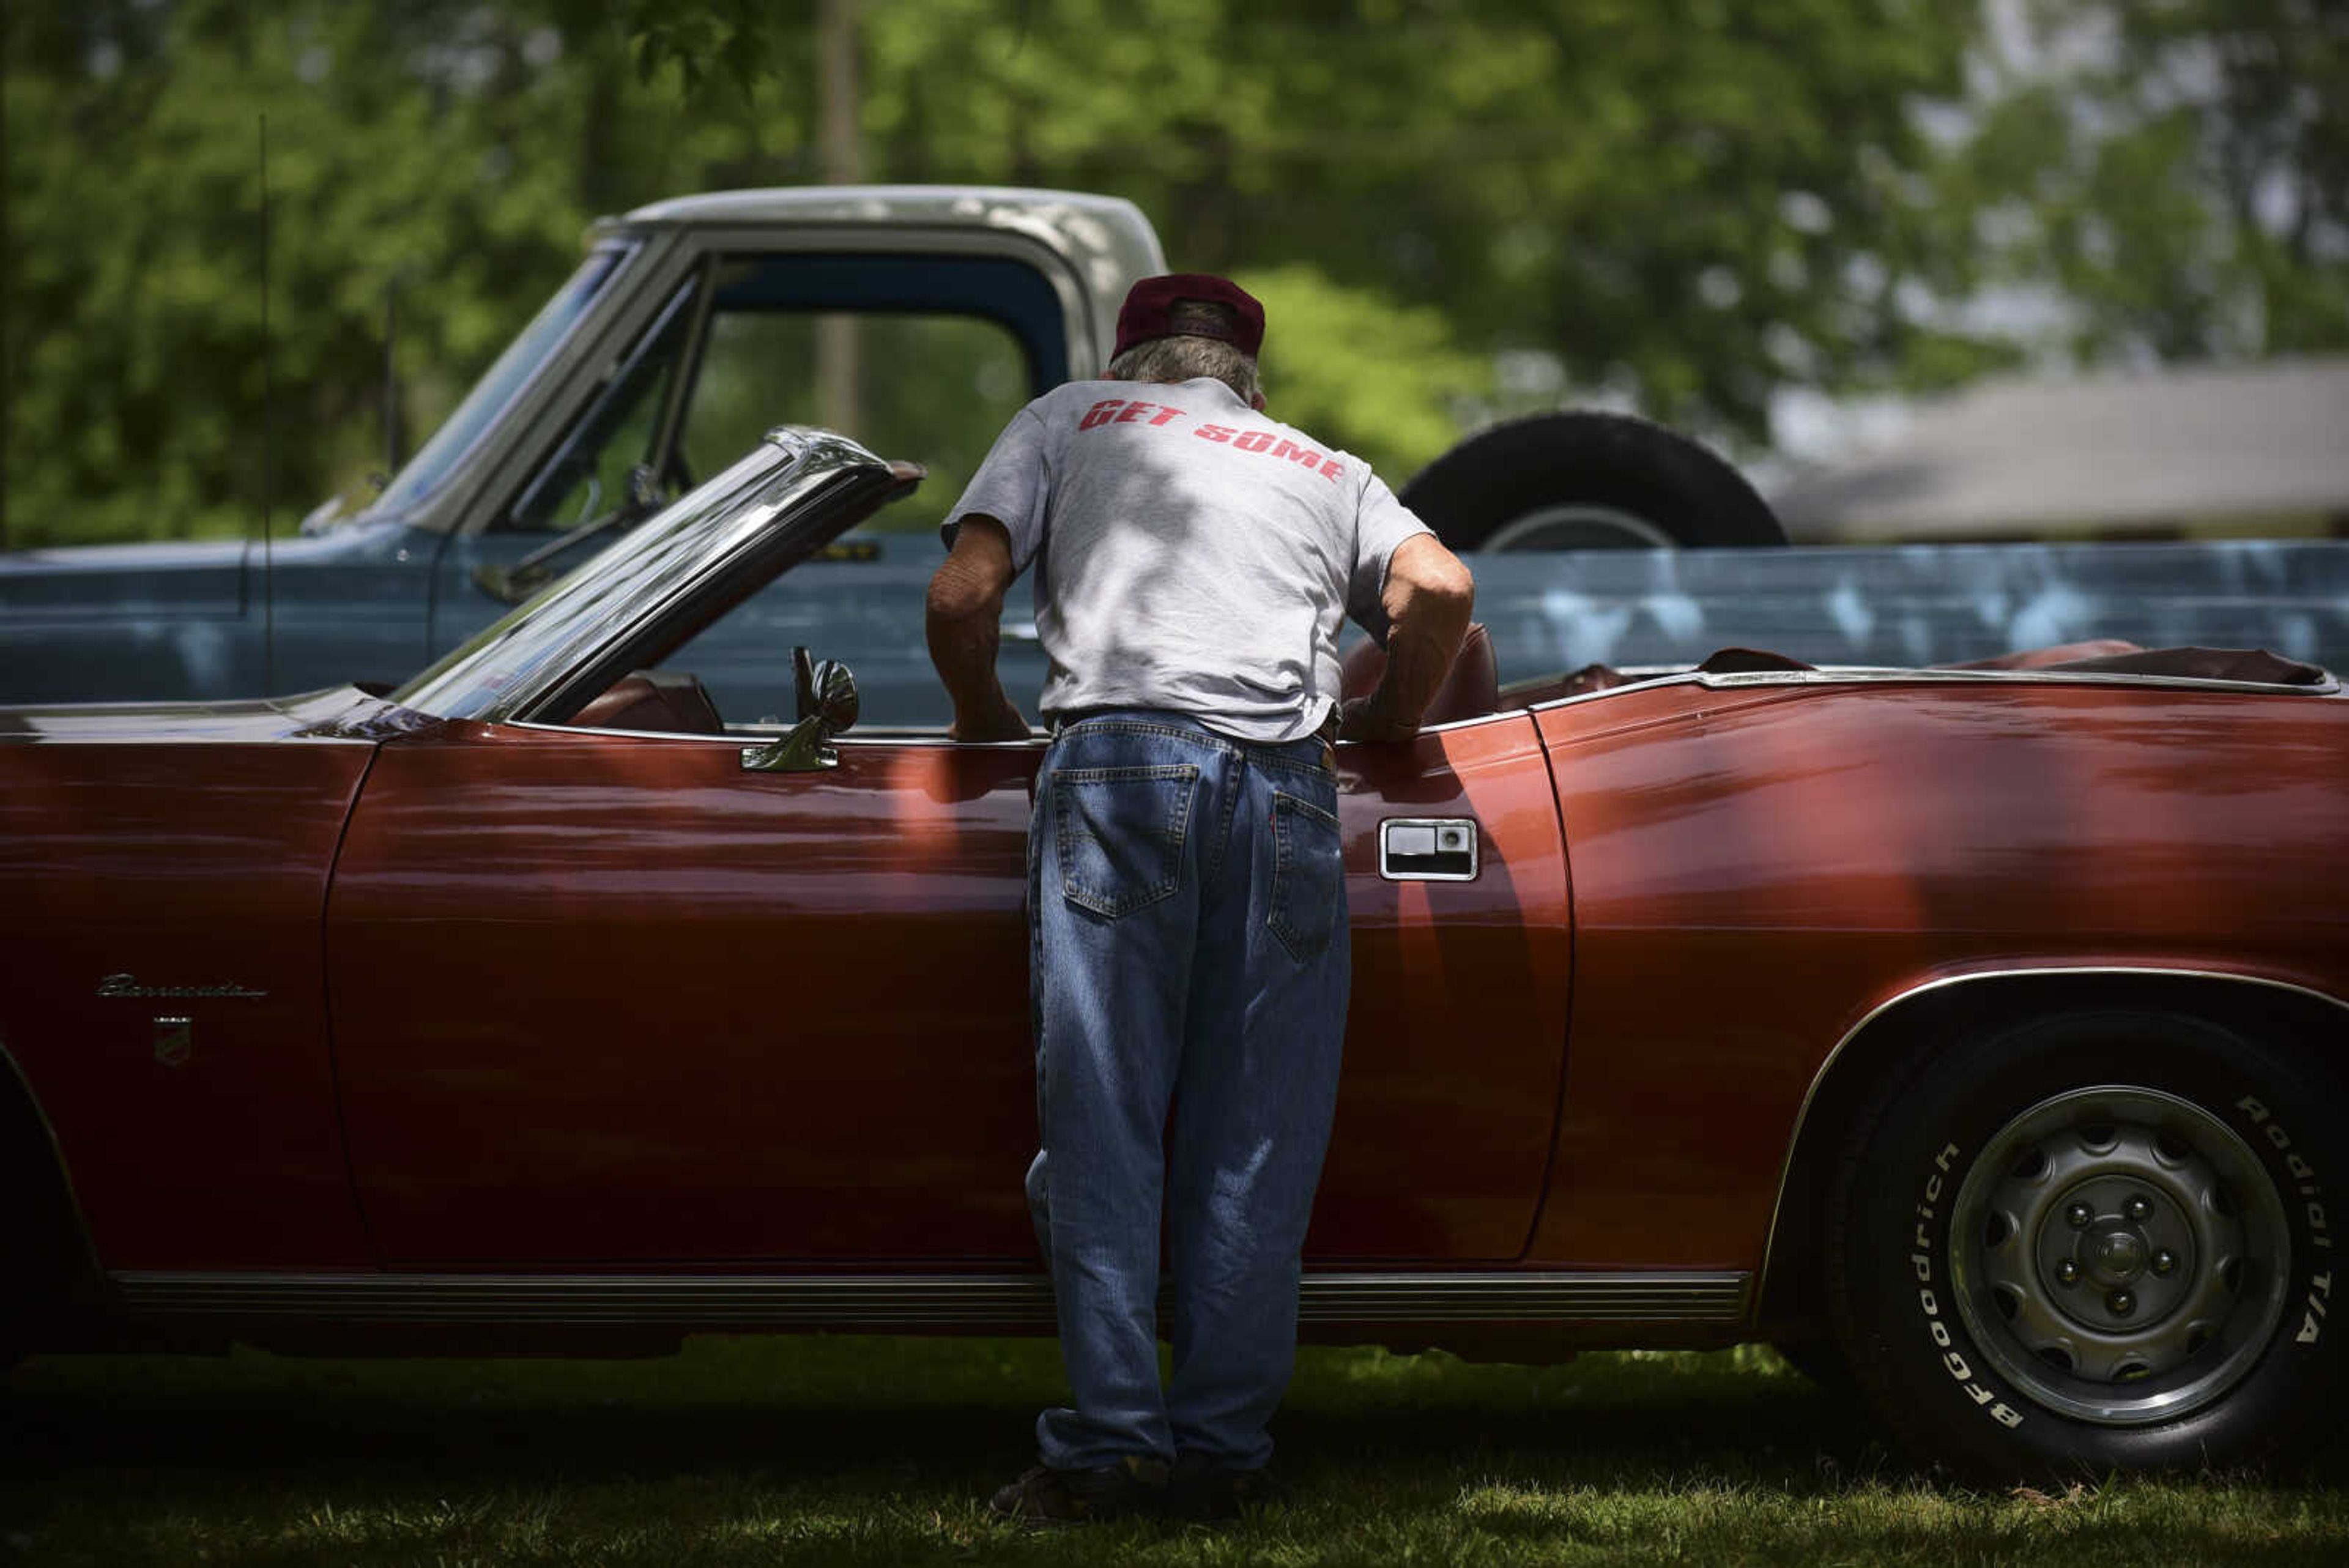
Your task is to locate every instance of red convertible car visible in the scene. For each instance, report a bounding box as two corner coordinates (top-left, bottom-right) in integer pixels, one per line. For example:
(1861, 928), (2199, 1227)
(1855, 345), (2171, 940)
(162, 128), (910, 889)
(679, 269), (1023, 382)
(2, 428), (2343, 1482)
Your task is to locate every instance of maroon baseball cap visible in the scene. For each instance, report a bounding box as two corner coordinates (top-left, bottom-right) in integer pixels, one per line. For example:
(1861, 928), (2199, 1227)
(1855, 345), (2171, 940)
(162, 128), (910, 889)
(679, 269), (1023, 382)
(1113, 273), (1265, 361)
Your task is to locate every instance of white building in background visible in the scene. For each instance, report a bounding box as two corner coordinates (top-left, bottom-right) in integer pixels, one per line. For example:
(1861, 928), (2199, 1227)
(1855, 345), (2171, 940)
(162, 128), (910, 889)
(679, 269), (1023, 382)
(1768, 358), (2349, 544)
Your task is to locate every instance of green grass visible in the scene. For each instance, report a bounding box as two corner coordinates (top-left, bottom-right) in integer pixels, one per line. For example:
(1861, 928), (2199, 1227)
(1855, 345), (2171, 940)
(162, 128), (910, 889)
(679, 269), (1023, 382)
(2, 1339), (2343, 1565)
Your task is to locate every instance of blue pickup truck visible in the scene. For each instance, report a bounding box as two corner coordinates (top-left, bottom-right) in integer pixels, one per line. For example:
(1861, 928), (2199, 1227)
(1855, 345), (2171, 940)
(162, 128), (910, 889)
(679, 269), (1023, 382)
(2, 188), (1159, 712)
(2, 185), (1802, 718)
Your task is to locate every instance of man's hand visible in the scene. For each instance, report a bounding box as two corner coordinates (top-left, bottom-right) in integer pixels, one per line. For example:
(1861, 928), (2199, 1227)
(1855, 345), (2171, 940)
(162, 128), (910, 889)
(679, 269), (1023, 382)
(950, 691), (1031, 743)
(927, 515), (1030, 741)
(1348, 534), (1475, 742)
(1337, 694), (1415, 744)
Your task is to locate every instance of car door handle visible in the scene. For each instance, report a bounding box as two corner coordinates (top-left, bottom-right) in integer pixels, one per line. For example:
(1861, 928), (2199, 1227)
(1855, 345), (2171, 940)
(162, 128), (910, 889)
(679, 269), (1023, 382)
(1379, 818), (1479, 881)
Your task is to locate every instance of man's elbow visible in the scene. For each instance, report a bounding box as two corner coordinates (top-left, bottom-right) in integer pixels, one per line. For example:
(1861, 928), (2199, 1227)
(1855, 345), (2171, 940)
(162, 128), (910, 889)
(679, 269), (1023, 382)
(925, 568), (1003, 631)
(1423, 551), (1475, 615)
(1390, 537), (1475, 626)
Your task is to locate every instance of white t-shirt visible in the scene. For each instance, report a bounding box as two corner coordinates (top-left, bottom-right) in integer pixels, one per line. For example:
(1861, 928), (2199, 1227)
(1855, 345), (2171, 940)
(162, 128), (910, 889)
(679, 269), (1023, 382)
(942, 377), (1432, 743)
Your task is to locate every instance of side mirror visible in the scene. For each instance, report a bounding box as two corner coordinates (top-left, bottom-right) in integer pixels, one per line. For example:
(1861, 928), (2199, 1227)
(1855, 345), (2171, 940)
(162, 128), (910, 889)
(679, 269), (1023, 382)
(624, 462), (665, 518)
(793, 644), (861, 730)
(472, 560), (556, 606)
(743, 647), (860, 773)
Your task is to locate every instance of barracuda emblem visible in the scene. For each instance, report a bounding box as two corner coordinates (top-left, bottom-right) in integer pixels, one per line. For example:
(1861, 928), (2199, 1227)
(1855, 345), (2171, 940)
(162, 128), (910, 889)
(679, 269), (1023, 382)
(97, 973), (268, 1000)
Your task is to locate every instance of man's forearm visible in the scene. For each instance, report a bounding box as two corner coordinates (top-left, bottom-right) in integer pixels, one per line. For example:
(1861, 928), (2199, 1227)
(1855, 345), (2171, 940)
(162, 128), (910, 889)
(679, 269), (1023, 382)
(1356, 595), (1471, 739)
(925, 515), (1029, 741)
(926, 589), (1011, 722)
(1349, 535), (1475, 741)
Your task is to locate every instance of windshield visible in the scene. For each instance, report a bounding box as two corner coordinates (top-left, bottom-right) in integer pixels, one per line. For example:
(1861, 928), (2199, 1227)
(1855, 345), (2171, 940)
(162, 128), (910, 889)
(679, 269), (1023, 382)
(390, 430), (906, 724)
(392, 441), (790, 721)
(371, 240), (639, 516)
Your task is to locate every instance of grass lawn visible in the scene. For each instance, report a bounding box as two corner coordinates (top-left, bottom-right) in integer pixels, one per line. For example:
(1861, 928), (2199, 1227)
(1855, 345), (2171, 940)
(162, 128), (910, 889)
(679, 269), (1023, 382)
(2, 1337), (2343, 1566)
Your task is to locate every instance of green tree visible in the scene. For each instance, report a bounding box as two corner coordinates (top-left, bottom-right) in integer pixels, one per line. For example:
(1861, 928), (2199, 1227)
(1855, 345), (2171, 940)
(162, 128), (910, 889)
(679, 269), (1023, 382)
(2, 1), (797, 546)
(1941, 0), (2347, 363)
(847, 0), (1977, 454)
(6, 1), (1987, 545)
(18, 1), (2338, 551)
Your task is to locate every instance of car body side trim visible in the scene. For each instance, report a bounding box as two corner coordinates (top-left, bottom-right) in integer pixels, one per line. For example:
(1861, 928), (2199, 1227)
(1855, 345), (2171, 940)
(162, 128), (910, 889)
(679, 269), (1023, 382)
(521, 661), (2339, 749)
(109, 1269), (1749, 1328)
(1754, 965), (2349, 1310)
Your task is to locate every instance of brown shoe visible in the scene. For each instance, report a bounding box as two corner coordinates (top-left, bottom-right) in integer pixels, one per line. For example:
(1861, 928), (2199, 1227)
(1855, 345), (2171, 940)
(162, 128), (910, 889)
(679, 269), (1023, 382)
(989, 1455), (1169, 1526)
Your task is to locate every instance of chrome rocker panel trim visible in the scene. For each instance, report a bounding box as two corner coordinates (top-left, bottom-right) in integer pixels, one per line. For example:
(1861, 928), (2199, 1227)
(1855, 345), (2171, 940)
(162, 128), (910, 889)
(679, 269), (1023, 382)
(111, 1269), (1750, 1329)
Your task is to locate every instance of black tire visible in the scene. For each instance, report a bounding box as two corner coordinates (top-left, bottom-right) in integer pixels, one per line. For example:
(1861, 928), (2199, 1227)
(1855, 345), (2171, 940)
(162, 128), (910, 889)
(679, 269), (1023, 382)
(1828, 1009), (2345, 1482)
(1775, 1338), (1860, 1402)
(1398, 411), (1787, 551)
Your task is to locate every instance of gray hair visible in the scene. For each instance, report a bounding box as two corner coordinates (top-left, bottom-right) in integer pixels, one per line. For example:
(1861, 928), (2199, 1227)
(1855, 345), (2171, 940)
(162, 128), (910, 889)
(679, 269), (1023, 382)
(1105, 301), (1260, 403)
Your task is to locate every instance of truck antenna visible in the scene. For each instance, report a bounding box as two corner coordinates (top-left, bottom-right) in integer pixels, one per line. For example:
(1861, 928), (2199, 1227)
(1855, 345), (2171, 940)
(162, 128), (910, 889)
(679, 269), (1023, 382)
(382, 272), (402, 479)
(258, 112), (275, 695)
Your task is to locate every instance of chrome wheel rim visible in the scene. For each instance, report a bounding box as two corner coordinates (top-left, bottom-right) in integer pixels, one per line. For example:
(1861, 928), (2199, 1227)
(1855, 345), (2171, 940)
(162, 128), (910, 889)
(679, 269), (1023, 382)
(1482, 502), (1677, 551)
(1949, 1085), (2290, 1426)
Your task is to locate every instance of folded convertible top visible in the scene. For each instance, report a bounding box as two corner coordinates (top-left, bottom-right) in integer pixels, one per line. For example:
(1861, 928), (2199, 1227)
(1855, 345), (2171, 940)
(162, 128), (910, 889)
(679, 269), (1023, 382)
(1683, 641), (2328, 685)
(1940, 641), (2327, 685)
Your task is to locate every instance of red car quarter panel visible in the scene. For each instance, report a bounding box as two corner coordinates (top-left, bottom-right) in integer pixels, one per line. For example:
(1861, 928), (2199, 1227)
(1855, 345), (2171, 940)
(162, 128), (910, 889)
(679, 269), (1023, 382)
(1529, 678), (2349, 1271)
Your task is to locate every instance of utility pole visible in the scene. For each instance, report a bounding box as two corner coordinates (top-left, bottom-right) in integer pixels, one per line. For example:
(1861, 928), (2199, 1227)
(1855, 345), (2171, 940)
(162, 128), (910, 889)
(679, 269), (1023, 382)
(816, 0), (863, 437)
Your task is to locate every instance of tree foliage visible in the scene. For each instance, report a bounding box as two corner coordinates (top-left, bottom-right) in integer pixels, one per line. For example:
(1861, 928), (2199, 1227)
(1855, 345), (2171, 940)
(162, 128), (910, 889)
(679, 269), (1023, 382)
(2, 0), (2338, 548)
(1944, 0), (2347, 364)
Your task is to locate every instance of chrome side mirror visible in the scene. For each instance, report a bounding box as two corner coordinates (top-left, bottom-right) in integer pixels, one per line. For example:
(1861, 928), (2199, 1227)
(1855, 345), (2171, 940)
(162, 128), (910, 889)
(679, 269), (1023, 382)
(473, 559), (555, 605)
(741, 647), (860, 773)
(623, 462), (665, 517)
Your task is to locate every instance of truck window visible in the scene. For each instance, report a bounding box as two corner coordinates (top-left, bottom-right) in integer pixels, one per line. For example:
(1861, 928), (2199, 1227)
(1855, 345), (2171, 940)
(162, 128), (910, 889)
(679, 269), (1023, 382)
(505, 283), (696, 533)
(501, 252), (1053, 541)
(681, 308), (1030, 537)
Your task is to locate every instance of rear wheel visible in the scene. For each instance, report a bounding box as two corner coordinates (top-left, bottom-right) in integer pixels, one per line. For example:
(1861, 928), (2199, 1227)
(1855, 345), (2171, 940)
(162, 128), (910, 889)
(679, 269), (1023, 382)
(1828, 1010), (2343, 1481)
(1400, 412), (1787, 551)
(1773, 1337), (1857, 1401)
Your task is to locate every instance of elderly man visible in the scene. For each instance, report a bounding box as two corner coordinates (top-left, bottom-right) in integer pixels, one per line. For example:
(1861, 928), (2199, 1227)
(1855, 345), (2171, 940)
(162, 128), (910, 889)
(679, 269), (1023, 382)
(925, 274), (1474, 1524)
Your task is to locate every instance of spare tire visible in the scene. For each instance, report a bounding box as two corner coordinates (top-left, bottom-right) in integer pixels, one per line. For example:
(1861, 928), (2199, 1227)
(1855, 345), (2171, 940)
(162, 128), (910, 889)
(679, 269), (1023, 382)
(1401, 411), (1787, 551)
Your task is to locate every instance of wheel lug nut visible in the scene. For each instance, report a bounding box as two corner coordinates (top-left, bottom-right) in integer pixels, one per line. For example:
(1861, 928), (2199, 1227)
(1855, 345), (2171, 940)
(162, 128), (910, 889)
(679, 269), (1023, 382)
(2109, 1290), (2136, 1316)
(2151, 1249), (2178, 1276)
(2055, 1259), (2081, 1285)
(2125, 1194), (2154, 1221)
(2065, 1202), (2095, 1229)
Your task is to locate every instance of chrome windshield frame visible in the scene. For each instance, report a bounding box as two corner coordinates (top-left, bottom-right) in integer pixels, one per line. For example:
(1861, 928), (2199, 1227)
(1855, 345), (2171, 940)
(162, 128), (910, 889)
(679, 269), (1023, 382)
(390, 428), (914, 725)
(369, 239), (645, 522)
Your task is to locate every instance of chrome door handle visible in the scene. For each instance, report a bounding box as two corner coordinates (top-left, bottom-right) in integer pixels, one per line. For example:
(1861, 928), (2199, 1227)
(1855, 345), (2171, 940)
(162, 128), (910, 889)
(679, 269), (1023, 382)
(1379, 818), (1478, 881)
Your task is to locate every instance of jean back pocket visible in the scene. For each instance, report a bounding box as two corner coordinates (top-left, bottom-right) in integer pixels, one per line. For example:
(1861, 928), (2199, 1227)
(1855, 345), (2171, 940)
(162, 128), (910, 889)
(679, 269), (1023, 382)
(1054, 763), (1201, 918)
(1268, 787), (1345, 962)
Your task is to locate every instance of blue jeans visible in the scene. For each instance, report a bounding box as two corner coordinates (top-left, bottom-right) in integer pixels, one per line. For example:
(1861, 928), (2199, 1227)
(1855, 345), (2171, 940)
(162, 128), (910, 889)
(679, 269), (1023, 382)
(1027, 710), (1350, 1473)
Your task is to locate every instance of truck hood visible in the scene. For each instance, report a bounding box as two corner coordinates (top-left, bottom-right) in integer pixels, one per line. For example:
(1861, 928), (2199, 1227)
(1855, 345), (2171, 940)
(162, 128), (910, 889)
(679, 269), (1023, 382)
(0, 536), (248, 619)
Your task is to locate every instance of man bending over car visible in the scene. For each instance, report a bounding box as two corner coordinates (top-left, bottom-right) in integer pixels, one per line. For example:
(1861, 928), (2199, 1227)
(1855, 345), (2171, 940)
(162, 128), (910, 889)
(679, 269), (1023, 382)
(925, 273), (1474, 1525)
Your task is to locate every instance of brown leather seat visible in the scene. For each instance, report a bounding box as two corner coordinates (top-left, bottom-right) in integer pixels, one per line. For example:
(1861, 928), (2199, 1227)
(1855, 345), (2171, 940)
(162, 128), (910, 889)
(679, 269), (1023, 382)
(1337, 622), (1499, 728)
(568, 669), (726, 734)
